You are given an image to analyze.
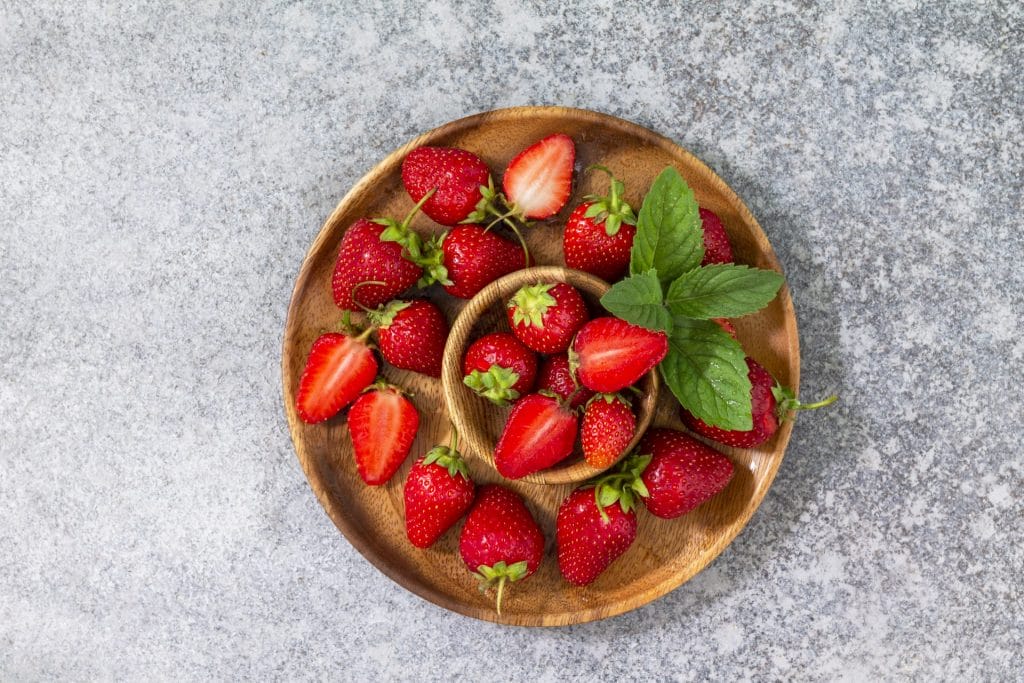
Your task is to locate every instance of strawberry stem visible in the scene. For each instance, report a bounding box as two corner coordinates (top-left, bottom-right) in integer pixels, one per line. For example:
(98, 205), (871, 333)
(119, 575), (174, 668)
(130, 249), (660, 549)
(791, 394), (839, 411)
(448, 425), (459, 454)
(349, 281), (387, 314)
(495, 576), (506, 616)
(402, 187), (436, 227)
(482, 204), (531, 265)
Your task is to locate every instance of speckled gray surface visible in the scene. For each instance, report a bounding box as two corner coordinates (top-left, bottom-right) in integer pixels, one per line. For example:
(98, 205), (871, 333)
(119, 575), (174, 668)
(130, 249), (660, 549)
(1, 1), (1022, 680)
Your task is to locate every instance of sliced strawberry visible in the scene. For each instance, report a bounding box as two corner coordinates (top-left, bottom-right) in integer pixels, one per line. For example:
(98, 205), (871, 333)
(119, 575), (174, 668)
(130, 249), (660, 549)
(581, 394), (636, 469)
(494, 393), (578, 479)
(349, 383), (420, 485)
(571, 317), (668, 393)
(295, 331), (378, 424)
(502, 134), (575, 220)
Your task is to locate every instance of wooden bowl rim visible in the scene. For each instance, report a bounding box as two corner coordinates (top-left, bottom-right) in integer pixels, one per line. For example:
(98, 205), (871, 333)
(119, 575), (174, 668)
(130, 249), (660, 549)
(281, 105), (800, 627)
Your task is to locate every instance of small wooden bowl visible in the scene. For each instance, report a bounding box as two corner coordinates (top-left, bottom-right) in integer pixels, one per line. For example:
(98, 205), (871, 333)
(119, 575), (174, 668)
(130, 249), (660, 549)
(442, 266), (660, 485)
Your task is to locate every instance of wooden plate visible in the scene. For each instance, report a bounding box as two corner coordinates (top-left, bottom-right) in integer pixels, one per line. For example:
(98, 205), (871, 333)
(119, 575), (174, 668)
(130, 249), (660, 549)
(281, 106), (799, 626)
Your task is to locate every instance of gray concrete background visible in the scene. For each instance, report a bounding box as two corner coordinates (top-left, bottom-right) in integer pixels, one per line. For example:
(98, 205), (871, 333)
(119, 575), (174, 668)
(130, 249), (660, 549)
(2, 1), (1021, 680)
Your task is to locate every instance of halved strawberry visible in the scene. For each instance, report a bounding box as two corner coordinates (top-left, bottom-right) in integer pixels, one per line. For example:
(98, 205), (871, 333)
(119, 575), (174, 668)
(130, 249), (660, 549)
(502, 134), (575, 220)
(295, 331), (378, 424)
(349, 382), (420, 485)
(571, 317), (668, 393)
(494, 392), (579, 479)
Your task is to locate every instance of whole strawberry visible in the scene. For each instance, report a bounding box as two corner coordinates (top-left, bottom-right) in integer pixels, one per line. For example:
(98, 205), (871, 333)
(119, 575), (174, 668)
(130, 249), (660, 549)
(564, 166), (638, 282)
(556, 480), (638, 586)
(462, 332), (538, 406)
(404, 432), (475, 548)
(295, 329), (378, 424)
(680, 357), (836, 449)
(571, 317), (668, 393)
(494, 392), (578, 479)
(635, 428), (734, 518)
(536, 354), (594, 409)
(507, 282), (589, 354)
(401, 146), (492, 226)
(581, 394), (636, 469)
(439, 225), (526, 299)
(699, 207), (734, 265)
(502, 134), (575, 220)
(349, 382), (420, 485)
(459, 484), (545, 614)
(369, 298), (448, 378)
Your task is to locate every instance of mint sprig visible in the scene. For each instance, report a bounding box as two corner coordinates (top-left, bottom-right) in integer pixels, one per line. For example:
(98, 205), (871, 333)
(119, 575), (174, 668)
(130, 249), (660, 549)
(665, 264), (784, 319)
(599, 269), (672, 333)
(630, 167), (704, 287)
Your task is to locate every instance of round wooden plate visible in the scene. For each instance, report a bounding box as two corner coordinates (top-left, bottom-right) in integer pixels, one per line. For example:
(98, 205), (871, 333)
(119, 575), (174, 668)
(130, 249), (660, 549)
(281, 106), (799, 627)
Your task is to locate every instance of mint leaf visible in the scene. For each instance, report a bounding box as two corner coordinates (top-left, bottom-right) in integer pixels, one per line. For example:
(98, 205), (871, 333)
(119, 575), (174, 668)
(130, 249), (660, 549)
(600, 269), (672, 333)
(659, 317), (752, 430)
(666, 264), (785, 319)
(630, 167), (704, 286)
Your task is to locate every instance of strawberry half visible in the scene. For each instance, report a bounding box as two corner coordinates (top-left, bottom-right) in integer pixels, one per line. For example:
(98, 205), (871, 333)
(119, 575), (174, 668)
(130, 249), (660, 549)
(635, 428), (734, 518)
(494, 392), (579, 479)
(536, 353), (594, 409)
(459, 484), (545, 614)
(369, 298), (448, 378)
(556, 480), (638, 586)
(349, 382), (420, 485)
(563, 166), (638, 282)
(571, 317), (668, 393)
(507, 282), (589, 354)
(462, 332), (538, 406)
(581, 393), (636, 469)
(502, 134), (575, 220)
(404, 433), (475, 548)
(699, 207), (734, 265)
(295, 330), (378, 424)
(439, 225), (526, 299)
(401, 146), (492, 226)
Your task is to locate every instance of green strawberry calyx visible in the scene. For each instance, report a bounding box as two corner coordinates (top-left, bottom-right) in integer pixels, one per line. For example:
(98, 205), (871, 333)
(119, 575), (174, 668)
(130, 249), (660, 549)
(582, 164), (637, 236)
(508, 283), (557, 328)
(585, 392), (631, 409)
(473, 560), (529, 615)
(586, 454), (653, 523)
(422, 436), (470, 480)
(374, 188), (451, 286)
(365, 299), (411, 327)
(361, 379), (410, 397)
(772, 384), (838, 422)
(462, 177), (532, 266)
(463, 365), (522, 406)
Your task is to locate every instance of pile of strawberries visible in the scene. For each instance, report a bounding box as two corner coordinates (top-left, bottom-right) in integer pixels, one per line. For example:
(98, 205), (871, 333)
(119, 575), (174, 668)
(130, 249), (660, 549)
(294, 131), (832, 613)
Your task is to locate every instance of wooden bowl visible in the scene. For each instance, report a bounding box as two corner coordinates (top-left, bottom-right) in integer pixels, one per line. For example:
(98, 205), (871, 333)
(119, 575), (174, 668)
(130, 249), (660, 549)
(281, 106), (799, 626)
(442, 265), (659, 485)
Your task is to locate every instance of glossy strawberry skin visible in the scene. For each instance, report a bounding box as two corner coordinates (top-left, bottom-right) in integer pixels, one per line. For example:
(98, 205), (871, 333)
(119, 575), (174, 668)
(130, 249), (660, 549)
(556, 488), (637, 586)
(404, 451), (475, 548)
(637, 428), (735, 518)
(442, 225), (526, 299)
(494, 393), (579, 479)
(680, 357), (778, 448)
(535, 354), (594, 409)
(375, 299), (448, 378)
(459, 485), (544, 576)
(581, 395), (636, 469)
(332, 218), (422, 311)
(502, 134), (575, 219)
(699, 208), (734, 265)
(563, 202), (637, 282)
(572, 317), (669, 393)
(462, 333), (538, 403)
(349, 387), (420, 485)
(295, 333), (378, 424)
(402, 147), (491, 226)
(507, 282), (589, 354)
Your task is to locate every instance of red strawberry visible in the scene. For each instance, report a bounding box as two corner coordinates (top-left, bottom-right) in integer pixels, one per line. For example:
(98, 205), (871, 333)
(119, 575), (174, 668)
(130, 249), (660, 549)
(563, 166), (638, 282)
(459, 484), (545, 614)
(581, 394), (636, 469)
(439, 225), (526, 299)
(295, 331), (378, 424)
(536, 354), (594, 409)
(714, 317), (737, 338)
(494, 393), (578, 479)
(699, 207), (734, 265)
(556, 482), (637, 586)
(349, 383), (420, 485)
(401, 146), (492, 226)
(404, 434), (475, 548)
(369, 298), (448, 378)
(462, 332), (538, 406)
(680, 357), (837, 448)
(635, 428), (734, 518)
(571, 317), (668, 393)
(502, 134), (575, 220)
(507, 282), (589, 354)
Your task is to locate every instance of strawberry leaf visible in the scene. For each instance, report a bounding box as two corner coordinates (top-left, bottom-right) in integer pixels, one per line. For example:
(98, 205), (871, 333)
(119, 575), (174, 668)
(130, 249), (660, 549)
(599, 269), (672, 333)
(630, 167), (704, 287)
(666, 264), (785, 319)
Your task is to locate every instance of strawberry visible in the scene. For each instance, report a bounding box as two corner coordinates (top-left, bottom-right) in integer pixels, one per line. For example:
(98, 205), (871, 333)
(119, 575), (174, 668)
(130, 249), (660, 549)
(295, 330), (378, 424)
(438, 225), (526, 299)
(462, 332), (538, 406)
(556, 479), (638, 586)
(368, 298), (448, 378)
(634, 428), (734, 518)
(699, 207), (734, 265)
(459, 484), (545, 614)
(714, 317), (737, 338)
(563, 166), (638, 282)
(502, 134), (575, 220)
(535, 354), (594, 409)
(404, 432), (475, 548)
(401, 146), (492, 226)
(581, 394), (636, 469)
(507, 282), (589, 354)
(680, 357), (837, 448)
(349, 382), (420, 485)
(571, 317), (668, 393)
(494, 392), (578, 479)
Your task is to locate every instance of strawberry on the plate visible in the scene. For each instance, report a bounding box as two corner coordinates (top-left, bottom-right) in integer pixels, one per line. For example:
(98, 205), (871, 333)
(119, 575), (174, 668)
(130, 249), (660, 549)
(401, 146), (492, 226)
(635, 428), (734, 519)
(564, 166), (638, 282)
(494, 392), (579, 479)
(462, 332), (538, 406)
(699, 207), (734, 266)
(349, 382), (420, 485)
(369, 298), (448, 378)
(571, 317), (668, 393)
(556, 481), (638, 586)
(438, 225), (526, 299)
(295, 330), (378, 424)
(536, 354), (594, 409)
(580, 394), (636, 469)
(404, 432), (475, 548)
(459, 484), (544, 614)
(502, 134), (575, 220)
(507, 282), (588, 354)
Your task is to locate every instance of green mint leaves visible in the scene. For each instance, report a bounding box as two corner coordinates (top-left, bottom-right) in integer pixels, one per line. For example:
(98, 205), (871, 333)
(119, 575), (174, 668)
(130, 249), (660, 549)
(665, 264), (784, 319)
(630, 167), (704, 286)
(600, 269), (673, 333)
